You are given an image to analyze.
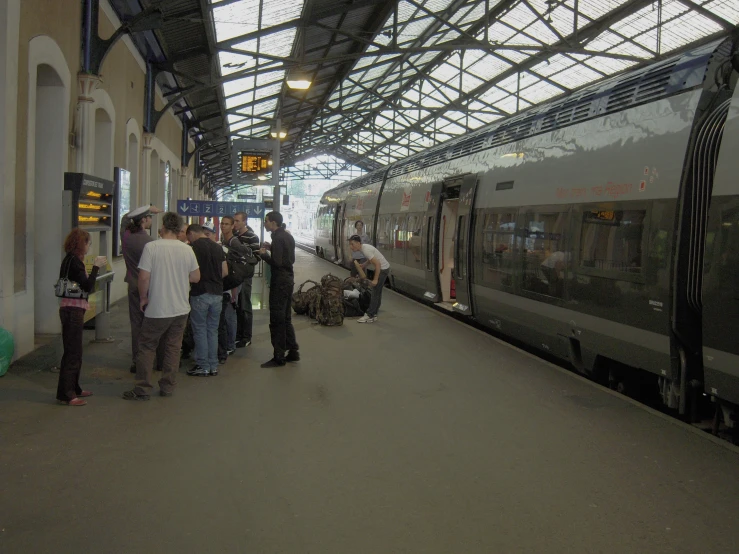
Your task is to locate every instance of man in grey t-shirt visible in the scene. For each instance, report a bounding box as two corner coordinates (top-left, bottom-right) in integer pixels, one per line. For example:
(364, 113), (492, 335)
(123, 212), (200, 401)
(121, 205), (162, 372)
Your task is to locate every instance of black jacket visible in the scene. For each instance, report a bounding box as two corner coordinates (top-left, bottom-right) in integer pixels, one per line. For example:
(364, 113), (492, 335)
(59, 254), (100, 293)
(263, 227), (295, 280)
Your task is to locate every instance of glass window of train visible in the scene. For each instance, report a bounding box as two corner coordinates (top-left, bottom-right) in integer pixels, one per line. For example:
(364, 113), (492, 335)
(407, 214), (423, 268)
(705, 207), (739, 293)
(522, 211), (568, 298)
(579, 209), (645, 275)
(479, 211), (517, 289)
(377, 216), (390, 252)
(425, 216), (434, 270)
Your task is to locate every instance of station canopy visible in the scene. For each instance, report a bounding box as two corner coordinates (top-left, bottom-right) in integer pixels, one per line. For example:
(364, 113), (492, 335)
(114, 0), (739, 193)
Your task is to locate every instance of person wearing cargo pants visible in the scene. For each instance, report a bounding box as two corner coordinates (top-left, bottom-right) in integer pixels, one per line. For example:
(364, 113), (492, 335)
(122, 212), (200, 401)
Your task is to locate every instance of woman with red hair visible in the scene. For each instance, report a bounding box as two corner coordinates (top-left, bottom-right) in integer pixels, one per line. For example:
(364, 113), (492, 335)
(56, 228), (107, 406)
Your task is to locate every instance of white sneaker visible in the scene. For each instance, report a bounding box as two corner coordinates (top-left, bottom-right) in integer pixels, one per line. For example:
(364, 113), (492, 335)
(357, 314), (377, 323)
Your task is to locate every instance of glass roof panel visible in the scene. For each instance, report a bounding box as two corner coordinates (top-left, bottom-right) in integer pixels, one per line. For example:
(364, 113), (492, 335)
(466, 55), (511, 80)
(703, 0), (739, 23)
(212, 0), (260, 43)
(453, 2), (488, 26)
(225, 91), (254, 109)
(548, 63), (604, 88)
(398, 16), (435, 45)
(218, 52), (256, 76)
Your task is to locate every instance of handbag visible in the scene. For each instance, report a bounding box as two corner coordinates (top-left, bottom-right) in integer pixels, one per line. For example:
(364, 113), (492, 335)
(54, 255), (89, 299)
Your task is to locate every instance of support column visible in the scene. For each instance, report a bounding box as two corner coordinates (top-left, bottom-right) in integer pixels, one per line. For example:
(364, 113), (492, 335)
(0, 0), (20, 330)
(75, 72), (102, 174)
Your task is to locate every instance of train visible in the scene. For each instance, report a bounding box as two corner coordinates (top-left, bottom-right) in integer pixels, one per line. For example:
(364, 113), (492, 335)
(313, 31), (739, 430)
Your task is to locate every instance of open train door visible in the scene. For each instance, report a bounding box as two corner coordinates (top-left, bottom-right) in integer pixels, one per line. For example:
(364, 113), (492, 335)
(422, 182), (444, 302)
(452, 173), (478, 316)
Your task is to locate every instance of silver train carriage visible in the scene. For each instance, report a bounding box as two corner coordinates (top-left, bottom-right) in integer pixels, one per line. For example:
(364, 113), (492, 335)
(314, 34), (739, 425)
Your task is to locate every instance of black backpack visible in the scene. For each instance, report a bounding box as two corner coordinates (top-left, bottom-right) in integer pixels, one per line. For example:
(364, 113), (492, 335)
(222, 238), (252, 289)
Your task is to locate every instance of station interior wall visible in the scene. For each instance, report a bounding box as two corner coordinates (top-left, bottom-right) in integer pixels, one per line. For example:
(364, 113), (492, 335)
(1, 0), (207, 359)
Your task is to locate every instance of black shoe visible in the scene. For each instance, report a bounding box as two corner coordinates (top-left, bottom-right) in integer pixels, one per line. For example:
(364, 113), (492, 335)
(159, 390), (173, 397)
(129, 363), (137, 374)
(210, 369), (218, 377)
(122, 389), (150, 401)
(285, 350), (300, 362)
(236, 340), (251, 348)
(226, 348), (236, 356)
(260, 358), (286, 368)
(218, 358), (227, 365)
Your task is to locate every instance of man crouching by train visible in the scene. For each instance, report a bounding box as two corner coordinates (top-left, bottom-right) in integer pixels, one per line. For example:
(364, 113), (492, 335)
(349, 235), (390, 324)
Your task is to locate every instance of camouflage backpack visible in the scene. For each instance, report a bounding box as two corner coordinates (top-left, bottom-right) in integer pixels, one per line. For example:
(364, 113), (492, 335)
(292, 280), (319, 316)
(316, 274), (345, 326)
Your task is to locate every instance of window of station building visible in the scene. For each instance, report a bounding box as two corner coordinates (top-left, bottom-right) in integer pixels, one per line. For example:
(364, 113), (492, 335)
(163, 162), (171, 212)
(522, 211), (569, 298)
(579, 209), (645, 275)
(476, 211), (518, 289)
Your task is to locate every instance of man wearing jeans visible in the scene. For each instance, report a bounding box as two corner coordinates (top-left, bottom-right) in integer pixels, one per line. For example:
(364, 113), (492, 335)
(122, 212), (200, 401)
(349, 235), (390, 324)
(186, 224), (227, 377)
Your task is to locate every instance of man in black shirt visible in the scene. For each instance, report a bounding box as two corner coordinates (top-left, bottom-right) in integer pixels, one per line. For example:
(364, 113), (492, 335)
(233, 211), (259, 348)
(186, 224), (227, 377)
(259, 212), (299, 368)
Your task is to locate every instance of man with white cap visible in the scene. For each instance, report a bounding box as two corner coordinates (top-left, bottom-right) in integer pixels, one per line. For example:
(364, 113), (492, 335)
(121, 204), (162, 372)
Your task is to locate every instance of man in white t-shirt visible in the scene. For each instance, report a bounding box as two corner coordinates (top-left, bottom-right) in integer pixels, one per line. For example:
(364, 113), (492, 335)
(349, 234), (390, 323)
(123, 212), (200, 401)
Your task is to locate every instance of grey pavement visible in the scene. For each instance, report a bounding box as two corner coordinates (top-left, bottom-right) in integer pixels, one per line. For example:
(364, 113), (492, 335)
(1, 250), (738, 553)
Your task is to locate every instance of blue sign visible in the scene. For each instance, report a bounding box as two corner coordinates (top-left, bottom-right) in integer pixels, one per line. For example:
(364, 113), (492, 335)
(177, 200), (266, 219)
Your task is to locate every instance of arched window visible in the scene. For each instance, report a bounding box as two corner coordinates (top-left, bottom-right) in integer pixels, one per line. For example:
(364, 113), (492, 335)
(164, 161), (171, 212)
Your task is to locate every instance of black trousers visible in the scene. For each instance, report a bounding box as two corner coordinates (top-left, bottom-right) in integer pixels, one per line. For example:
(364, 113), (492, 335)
(57, 307), (85, 401)
(236, 278), (253, 343)
(269, 278), (298, 361)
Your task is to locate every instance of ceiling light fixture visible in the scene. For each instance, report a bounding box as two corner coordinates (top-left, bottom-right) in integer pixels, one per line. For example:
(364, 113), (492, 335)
(286, 69), (312, 90)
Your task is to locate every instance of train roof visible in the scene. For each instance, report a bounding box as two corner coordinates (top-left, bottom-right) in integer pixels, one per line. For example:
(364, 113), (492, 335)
(319, 35), (731, 203)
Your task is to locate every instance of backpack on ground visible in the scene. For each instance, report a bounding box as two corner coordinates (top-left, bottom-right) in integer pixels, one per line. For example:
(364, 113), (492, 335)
(292, 280), (319, 315)
(316, 274), (344, 326)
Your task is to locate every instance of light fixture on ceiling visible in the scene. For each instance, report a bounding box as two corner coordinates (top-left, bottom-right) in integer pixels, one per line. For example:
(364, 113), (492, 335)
(270, 129), (287, 139)
(286, 68), (312, 90)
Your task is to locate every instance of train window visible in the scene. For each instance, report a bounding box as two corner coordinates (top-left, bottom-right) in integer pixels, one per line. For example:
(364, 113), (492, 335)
(377, 216), (391, 253)
(406, 214), (423, 268)
(477, 211), (518, 289)
(522, 211), (569, 298)
(580, 209), (645, 274)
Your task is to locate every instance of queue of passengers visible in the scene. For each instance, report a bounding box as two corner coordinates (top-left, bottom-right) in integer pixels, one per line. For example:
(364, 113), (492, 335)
(55, 209), (298, 405)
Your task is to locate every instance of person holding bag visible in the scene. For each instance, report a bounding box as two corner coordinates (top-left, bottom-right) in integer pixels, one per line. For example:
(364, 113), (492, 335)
(55, 228), (107, 406)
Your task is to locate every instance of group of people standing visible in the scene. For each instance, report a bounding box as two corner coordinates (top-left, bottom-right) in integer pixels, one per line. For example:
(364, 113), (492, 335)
(55, 208), (299, 405)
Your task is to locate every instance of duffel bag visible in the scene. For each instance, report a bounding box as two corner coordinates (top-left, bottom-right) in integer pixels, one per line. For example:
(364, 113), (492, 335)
(292, 280), (319, 315)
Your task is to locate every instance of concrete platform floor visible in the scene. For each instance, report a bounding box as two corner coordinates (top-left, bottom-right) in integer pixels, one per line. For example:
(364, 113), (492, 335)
(1, 250), (739, 553)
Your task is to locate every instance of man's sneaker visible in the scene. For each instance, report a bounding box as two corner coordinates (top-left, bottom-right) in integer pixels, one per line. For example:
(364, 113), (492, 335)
(122, 390), (150, 401)
(285, 350), (300, 362)
(235, 340), (251, 348)
(226, 348), (236, 356)
(159, 390), (173, 397)
(187, 366), (210, 377)
(210, 369), (218, 377)
(357, 314), (377, 323)
(218, 358), (227, 365)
